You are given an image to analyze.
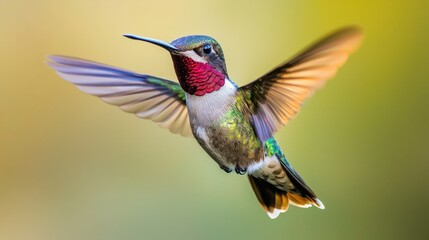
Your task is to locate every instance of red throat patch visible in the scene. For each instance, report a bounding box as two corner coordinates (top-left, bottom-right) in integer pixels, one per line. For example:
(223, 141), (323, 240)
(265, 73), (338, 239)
(172, 55), (225, 96)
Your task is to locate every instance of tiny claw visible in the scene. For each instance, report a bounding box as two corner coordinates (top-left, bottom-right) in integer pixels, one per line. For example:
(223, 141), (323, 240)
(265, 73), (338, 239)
(220, 165), (232, 173)
(235, 167), (247, 175)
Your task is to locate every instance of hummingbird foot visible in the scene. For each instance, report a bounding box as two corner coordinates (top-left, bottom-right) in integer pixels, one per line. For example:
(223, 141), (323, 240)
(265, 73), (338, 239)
(235, 166), (247, 175)
(220, 165), (233, 173)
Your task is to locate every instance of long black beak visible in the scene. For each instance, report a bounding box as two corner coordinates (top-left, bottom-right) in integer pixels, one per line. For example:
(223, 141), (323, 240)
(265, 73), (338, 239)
(123, 34), (179, 52)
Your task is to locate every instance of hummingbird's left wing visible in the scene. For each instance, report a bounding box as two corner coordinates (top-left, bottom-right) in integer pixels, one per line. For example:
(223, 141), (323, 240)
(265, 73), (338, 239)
(48, 56), (192, 137)
(240, 27), (363, 141)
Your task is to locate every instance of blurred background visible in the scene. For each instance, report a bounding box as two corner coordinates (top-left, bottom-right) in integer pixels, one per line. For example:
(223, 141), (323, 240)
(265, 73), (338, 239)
(1, 0), (428, 239)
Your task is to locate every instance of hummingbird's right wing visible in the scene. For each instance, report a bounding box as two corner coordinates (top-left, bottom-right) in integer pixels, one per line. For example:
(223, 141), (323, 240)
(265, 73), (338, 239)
(240, 27), (363, 141)
(48, 55), (192, 137)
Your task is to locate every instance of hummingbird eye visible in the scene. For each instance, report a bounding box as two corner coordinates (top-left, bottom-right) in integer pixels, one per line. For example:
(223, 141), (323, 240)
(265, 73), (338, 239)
(202, 44), (212, 54)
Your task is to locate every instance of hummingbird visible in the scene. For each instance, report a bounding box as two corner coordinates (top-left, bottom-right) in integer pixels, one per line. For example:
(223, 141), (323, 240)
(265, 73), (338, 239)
(48, 26), (362, 219)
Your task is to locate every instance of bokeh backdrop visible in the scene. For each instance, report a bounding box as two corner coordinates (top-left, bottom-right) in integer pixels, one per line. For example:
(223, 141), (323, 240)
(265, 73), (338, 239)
(1, 0), (428, 239)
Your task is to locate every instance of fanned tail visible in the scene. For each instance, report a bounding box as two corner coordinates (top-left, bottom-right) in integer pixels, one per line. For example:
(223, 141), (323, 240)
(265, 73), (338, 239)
(248, 138), (324, 219)
(248, 176), (290, 218)
(248, 175), (324, 219)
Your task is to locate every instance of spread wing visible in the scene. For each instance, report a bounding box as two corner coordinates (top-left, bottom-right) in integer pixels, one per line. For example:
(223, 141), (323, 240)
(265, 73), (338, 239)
(240, 26), (363, 141)
(48, 55), (192, 137)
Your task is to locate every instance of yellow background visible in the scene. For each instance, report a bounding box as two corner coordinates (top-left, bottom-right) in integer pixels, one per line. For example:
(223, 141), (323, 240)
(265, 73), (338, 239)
(1, 0), (428, 239)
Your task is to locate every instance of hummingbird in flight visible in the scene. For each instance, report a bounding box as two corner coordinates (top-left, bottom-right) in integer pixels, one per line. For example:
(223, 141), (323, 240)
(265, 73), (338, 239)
(48, 26), (362, 218)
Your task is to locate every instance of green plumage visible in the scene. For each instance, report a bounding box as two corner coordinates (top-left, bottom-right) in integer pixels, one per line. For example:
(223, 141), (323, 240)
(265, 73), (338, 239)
(146, 77), (186, 101)
(264, 138), (292, 169)
(218, 92), (261, 153)
(195, 91), (264, 172)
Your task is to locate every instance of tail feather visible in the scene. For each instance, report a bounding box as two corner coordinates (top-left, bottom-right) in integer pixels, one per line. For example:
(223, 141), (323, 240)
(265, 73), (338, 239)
(248, 176), (289, 219)
(288, 192), (324, 209)
(249, 175), (324, 218)
(248, 138), (324, 218)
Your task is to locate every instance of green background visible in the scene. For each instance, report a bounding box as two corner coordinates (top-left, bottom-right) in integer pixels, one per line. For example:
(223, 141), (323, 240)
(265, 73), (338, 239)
(1, 0), (428, 239)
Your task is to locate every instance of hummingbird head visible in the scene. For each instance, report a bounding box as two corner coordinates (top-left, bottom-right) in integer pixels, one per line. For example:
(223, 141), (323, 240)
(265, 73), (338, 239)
(124, 34), (228, 96)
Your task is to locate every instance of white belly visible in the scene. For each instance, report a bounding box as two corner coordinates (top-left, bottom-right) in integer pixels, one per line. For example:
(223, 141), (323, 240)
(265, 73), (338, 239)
(185, 80), (237, 126)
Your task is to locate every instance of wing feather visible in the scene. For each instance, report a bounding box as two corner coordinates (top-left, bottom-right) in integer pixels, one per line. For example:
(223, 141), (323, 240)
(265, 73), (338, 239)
(240, 26), (363, 141)
(48, 55), (192, 137)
